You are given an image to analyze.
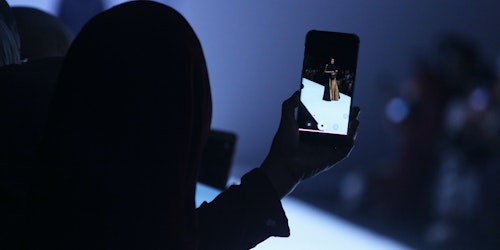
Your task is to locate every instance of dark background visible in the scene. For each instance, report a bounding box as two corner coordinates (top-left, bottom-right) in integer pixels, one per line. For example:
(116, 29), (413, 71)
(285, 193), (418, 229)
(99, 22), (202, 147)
(8, 0), (500, 249)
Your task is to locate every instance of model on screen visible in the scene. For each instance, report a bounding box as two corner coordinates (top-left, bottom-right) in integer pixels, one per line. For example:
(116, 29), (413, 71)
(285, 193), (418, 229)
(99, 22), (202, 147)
(324, 57), (339, 101)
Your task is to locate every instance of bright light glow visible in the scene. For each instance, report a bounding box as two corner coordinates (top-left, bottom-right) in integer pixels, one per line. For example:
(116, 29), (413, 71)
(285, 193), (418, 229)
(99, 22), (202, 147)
(6, 0), (60, 15)
(104, 0), (185, 12)
(468, 87), (489, 112)
(196, 183), (414, 250)
(444, 100), (466, 132)
(385, 97), (409, 123)
(6, 0), (185, 16)
(102, 0), (129, 9)
(255, 198), (414, 250)
(196, 182), (221, 207)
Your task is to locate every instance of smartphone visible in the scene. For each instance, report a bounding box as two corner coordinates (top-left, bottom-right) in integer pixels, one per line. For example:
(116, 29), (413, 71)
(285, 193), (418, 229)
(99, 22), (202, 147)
(297, 30), (360, 146)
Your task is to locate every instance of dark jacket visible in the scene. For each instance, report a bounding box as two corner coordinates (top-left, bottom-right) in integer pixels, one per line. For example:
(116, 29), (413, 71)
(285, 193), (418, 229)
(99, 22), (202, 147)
(17, 2), (289, 249)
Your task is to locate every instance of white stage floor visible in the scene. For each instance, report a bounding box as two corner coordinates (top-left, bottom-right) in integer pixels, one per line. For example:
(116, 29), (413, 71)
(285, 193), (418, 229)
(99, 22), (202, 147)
(300, 78), (351, 135)
(196, 182), (414, 250)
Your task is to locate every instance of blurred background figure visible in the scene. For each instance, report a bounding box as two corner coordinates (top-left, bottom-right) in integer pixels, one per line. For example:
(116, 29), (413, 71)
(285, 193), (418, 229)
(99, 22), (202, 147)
(362, 33), (500, 249)
(11, 6), (74, 61)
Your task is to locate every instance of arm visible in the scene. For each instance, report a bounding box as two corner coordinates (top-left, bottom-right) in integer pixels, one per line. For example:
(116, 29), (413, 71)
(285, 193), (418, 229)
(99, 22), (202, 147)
(196, 168), (289, 250)
(196, 91), (360, 249)
(324, 64), (332, 73)
(324, 65), (338, 76)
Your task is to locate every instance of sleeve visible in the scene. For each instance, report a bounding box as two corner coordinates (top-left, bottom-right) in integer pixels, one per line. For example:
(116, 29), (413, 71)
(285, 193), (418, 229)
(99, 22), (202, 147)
(196, 167), (290, 250)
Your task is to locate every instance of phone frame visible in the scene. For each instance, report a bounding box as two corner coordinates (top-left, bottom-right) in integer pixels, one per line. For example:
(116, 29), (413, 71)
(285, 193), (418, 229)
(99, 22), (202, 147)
(297, 29), (360, 146)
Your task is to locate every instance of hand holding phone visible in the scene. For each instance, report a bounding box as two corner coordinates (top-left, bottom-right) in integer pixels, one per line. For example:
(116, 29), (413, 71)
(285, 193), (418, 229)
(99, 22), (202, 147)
(262, 91), (360, 198)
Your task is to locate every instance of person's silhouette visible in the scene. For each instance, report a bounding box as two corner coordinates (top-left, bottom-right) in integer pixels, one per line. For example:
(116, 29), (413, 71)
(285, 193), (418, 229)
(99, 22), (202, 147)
(24, 1), (359, 249)
(11, 6), (74, 61)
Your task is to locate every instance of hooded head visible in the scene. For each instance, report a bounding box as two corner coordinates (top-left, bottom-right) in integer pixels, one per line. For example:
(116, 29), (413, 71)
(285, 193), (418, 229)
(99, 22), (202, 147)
(11, 6), (74, 61)
(36, 1), (212, 248)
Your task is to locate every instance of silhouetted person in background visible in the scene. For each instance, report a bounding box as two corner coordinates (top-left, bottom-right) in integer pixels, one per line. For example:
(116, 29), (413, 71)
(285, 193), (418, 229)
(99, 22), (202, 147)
(11, 6), (74, 61)
(361, 34), (500, 249)
(23, 1), (359, 249)
(0, 1), (74, 247)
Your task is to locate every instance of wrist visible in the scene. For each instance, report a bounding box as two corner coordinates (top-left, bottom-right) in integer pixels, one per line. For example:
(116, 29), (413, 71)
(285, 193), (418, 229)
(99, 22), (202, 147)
(260, 157), (300, 199)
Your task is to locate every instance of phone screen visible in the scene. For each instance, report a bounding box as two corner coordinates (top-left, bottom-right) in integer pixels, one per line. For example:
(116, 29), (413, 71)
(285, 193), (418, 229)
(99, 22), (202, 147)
(297, 30), (359, 145)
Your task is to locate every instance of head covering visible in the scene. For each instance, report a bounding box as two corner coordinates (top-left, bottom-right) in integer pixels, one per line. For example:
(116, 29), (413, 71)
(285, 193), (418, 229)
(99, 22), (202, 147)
(30, 1), (212, 249)
(11, 6), (74, 61)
